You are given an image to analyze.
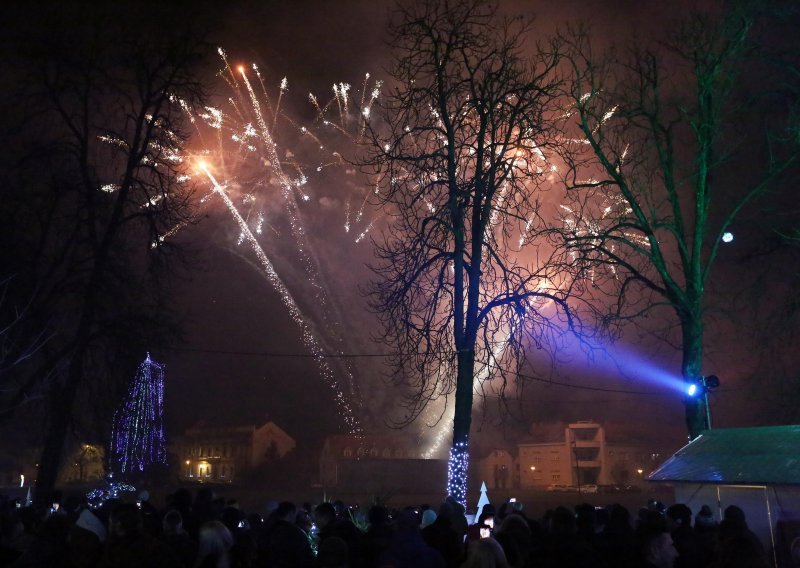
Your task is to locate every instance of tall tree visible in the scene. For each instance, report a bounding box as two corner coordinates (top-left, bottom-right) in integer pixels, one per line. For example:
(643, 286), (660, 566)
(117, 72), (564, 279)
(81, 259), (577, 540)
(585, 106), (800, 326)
(366, 0), (578, 504)
(0, 3), (208, 503)
(557, 5), (800, 438)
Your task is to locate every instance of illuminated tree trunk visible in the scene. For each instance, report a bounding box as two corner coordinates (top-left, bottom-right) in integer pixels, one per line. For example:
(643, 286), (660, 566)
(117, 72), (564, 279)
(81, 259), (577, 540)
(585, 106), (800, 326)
(681, 307), (707, 440)
(449, 349), (475, 503)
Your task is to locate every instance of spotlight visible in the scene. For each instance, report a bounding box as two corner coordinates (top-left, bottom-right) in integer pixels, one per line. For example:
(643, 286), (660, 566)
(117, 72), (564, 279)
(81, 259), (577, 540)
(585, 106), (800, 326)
(686, 375), (721, 397)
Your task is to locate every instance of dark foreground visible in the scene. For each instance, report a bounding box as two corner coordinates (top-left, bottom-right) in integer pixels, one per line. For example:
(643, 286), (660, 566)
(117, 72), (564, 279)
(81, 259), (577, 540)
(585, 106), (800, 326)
(0, 484), (779, 567)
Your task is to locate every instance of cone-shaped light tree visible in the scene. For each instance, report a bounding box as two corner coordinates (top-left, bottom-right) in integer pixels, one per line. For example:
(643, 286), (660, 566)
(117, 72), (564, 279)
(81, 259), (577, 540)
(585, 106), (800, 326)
(110, 353), (167, 477)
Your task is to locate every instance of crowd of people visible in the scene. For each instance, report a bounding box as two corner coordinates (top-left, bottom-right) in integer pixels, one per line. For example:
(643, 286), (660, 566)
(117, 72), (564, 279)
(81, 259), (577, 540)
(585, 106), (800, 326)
(0, 486), (771, 568)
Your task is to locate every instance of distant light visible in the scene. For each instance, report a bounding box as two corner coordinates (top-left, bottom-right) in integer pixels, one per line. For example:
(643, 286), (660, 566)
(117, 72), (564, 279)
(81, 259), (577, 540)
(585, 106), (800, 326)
(722, 232), (734, 243)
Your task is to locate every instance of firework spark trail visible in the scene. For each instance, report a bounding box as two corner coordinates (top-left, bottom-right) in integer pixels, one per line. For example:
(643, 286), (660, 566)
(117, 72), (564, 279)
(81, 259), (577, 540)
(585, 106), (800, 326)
(308, 93), (324, 118)
(421, 328), (512, 459)
(420, 274), (556, 459)
(213, 62), (369, 411)
(273, 77), (288, 131)
(239, 67), (286, 185)
(333, 83), (349, 126)
(217, 48), (243, 94)
(119, 57), (373, 435)
(186, 54), (386, 430)
(358, 73), (370, 137)
(237, 69), (324, 297)
(253, 64), (275, 120)
(200, 162), (362, 434)
(355, 216), (382, 243)
(239, 68), (341, 326)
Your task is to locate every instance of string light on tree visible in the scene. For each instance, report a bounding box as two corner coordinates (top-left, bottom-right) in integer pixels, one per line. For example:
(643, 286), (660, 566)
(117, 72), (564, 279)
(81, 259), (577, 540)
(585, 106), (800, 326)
(446, 439), (469, 506)
(110, 353), (167, 476)
(722, 232), (734, 243)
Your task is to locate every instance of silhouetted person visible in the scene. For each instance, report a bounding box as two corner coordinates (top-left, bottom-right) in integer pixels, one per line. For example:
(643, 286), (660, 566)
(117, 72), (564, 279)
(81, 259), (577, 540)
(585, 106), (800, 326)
(195, 520), (233, 568)
(716, 505), (766, 566)
(100, 503), (182, 568)
(160, 509), (198, 568)
(694, 505), (718, 567)
(10, 512), (71, 567)
(598, 504), (637, 568)
(493, 514), (531, 568)
(314, 503), (364, 568)
(259, 501), (314, 568)
(460, 537), (508, 568)
(637, 509), (678, 568)
(318, 536), (349, 568)
(422, 501), (464, 568)
(378, 508), (445, 568)
(363, 505), (395, 568)
(667, 504), (700, 568)
(541, 506), (597, 568)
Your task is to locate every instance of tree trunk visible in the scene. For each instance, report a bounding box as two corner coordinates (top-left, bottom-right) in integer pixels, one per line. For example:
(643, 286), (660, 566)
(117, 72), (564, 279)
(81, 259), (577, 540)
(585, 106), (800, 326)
(681, 313), (707, 440)
(35, 348), (85, 505)
(448, 347), (475, 505)
(35, 251), (107, 505)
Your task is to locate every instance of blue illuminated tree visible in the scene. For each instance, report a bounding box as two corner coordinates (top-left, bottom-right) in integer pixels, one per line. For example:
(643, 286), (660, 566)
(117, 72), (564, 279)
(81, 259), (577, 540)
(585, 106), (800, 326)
(110, 353), (167, 477)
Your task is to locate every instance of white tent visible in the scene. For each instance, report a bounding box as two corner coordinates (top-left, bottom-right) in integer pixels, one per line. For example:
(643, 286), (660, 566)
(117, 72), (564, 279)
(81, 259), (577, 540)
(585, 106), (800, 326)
(648, 426), (800, 568)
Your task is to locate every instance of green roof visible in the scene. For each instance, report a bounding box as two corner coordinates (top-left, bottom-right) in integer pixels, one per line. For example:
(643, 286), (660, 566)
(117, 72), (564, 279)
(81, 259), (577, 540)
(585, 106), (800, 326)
(648, 426), (800, 486)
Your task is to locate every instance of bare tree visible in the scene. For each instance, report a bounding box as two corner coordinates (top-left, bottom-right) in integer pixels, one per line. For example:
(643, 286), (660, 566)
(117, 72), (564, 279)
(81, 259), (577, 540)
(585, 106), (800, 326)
(556, 4), (800, 439)
(0, 277), (53, 382)
(365, 0), (580, 503)
(0, 4), (208, 503)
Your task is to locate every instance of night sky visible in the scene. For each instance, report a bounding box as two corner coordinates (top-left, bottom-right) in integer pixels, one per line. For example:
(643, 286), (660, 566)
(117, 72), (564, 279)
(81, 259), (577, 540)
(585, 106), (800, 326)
(158, 0), (792, 452)
(3, 0), (797, 455)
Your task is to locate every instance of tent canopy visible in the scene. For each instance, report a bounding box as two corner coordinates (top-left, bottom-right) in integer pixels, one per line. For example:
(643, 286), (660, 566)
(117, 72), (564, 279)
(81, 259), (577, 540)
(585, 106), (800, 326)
(648, 426), (800, 486)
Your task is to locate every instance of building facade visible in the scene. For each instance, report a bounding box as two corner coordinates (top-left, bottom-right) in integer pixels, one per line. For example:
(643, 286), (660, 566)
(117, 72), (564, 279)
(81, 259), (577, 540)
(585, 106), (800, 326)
(517, 421), (667, 489)
(319, 434), (422, 488)
(176, 421), (295, 483)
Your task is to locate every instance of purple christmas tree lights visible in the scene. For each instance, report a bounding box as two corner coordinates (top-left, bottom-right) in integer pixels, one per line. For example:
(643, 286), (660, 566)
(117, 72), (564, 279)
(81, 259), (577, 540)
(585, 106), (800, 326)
(110, 353), (167, 476)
